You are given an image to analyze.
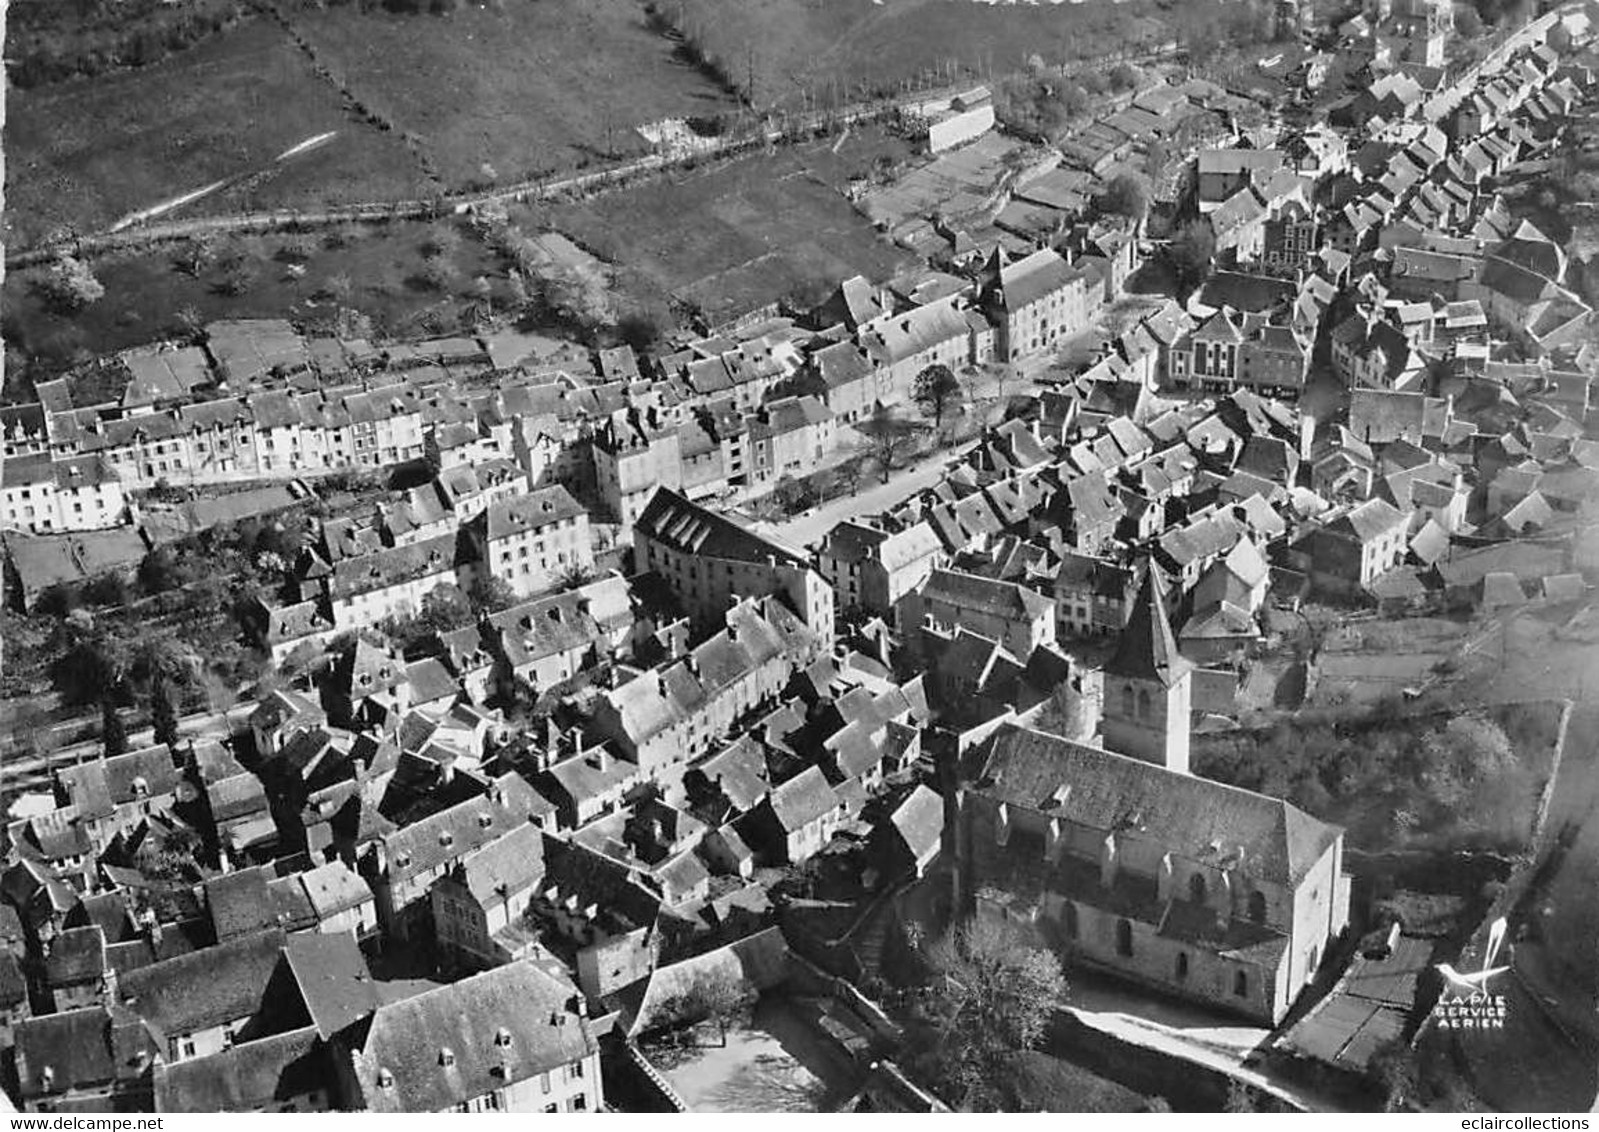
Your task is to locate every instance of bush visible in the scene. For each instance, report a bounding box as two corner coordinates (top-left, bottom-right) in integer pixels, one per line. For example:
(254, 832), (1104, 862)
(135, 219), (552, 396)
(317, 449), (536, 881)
(37, 256), (106, 313)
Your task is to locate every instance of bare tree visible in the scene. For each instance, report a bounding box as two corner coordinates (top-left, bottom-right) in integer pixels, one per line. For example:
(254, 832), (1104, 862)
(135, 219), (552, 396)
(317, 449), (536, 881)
(913, 363), (964, 433)
(856, 406), (924, 484)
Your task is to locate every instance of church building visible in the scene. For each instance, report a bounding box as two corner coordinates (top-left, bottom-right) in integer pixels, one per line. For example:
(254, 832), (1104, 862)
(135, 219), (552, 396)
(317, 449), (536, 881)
(953, 565), (1351, 1024)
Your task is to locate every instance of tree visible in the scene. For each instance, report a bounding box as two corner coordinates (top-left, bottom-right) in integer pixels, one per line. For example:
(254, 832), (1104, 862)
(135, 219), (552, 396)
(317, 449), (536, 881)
(174, 305), (205, 342)
(1099, 173), (1149, 223)
(919, 916), (1067, 1110)
(557, 563), (595, 592)
(101, 698), (128, 758)
(1367, 1038), (1419, 1112)
(617, 310), (664, 353)
(857, 406), (924, 483)
(1223, 1078), (1258, 1113)
(214, 248), (259, 297)
(1108, 62), (1139, 92)
(417, 583), (476, 635)
(173, 237), (216, 278)
(1033, 679), (1090, 742)
(420, 223), (463, 260)
(653, 976), (755, 1046)
(1455, 5), (1483, 36)
(324, 273), (355, 306)
(469, 573), (519, 614)
(1166, 219), (1217, 296)
(151, 673), (181, 749)
(913, 364), (963, 432)
(53, 632), (133, 708)
(38, 256), (106, 313)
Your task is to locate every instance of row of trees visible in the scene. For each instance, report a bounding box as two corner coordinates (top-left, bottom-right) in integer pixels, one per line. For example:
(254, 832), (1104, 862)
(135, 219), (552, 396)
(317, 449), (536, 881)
(9, 0), (247, 89)
(1194, 709), (1522, 850)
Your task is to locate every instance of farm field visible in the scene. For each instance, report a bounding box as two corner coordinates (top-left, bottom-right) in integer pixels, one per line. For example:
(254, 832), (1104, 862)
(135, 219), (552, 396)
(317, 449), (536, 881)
(291, 0), (739, 188)
(550, 128), (917, 326)
(3, 20), (428, 248)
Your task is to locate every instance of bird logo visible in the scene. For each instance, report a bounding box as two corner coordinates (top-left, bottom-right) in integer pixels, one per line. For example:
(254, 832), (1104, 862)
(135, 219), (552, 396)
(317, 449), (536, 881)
(1436, 917), (1509, 1001)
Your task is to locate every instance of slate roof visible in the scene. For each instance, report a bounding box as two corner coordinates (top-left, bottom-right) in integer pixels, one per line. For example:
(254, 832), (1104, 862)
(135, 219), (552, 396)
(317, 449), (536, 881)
(919, 568), (1052, 624)
(116, 928), (286, 1044)
(636, 487), (806, 567)
(889, 785), (945, 866)
(974, 725), (1340, 886)
(767, 766), (840, 833)
(453, 820), (546, 907)
(993, 248), (1083, 311)
(483, 485), (587, 542)
(378, 775), (545, 889)
(12, 1005), (159, 1099)
(1105, 565), (1192, 688)
(154, 1025), (328, 1113)
(349, 962), (594, 1113)
(46, 925), (107, 988)
(281, 932), (386, 1040)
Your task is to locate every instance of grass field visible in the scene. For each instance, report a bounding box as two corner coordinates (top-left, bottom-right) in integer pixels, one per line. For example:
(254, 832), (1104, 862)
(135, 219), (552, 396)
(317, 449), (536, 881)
(4, 0), (736, 247)
(2, 218), (503, 383)
(550, 127), (915, 326)
(291, 0), (739, 187)
(3, 20), (428, 248)
(663, 0), (1234, 107)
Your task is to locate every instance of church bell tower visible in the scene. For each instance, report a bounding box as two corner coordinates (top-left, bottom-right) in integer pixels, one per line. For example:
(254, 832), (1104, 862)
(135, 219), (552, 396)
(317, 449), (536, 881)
(1100, 564), (1193, 774)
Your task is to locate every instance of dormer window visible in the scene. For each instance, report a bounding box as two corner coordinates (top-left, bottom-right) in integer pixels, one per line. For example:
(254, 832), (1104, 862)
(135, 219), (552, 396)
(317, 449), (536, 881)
(377, 1068), (395, 1089)
(439, 1048), (456, 1067)
(493, 1027), (513, 1049)
(439, 831), (454, 847)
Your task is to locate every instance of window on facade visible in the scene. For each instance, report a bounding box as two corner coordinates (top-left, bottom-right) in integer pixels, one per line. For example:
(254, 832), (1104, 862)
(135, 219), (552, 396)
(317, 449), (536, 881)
(541, 1072), (551, 1094)
(1233, 970), (1248, 997)
(1120, 685), (1136, 718)
(569, 1095), (588, 1112)
(1137, 689), (1152, 718)
(1176, 952), (1189, 980)
(1248, 890), (1267, 925)
(1188, 873), (1207, 904)
(1063, 902), (1078, 940)
(1115, 918), (1133, 957)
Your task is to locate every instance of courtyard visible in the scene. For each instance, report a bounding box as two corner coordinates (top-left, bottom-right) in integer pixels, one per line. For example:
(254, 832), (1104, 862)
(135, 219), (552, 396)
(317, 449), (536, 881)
(653, 995), (864, 1112)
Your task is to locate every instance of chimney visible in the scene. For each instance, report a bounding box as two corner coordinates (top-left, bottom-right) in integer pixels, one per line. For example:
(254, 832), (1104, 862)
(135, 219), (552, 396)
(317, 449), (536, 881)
(594, 747), (611, 774)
